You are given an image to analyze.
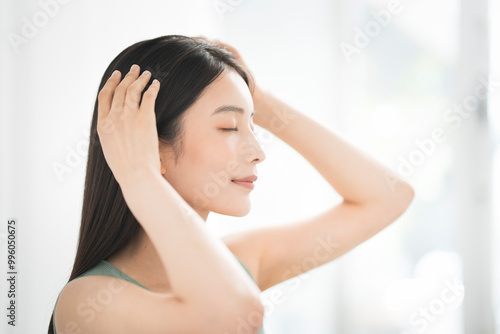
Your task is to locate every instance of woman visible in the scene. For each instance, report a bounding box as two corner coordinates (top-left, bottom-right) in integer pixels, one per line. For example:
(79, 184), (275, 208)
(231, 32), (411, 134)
(49, 35), (414, 334)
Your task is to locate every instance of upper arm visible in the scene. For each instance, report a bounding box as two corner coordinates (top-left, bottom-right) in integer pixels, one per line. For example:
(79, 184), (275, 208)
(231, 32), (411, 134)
(54, 275), (259, 334)
(225, 191), (414, 292)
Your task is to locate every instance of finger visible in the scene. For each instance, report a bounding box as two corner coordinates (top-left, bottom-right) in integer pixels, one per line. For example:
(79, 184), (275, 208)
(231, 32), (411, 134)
(124, 70), (153, 112)
(97, 70), (122, 121)
(212, 40), (241, 58)
(139, 78), (161, 114)
(212, 39), (231, 49)
(194, 36), (224, 48)
(192, 35), (209, 41)
(110, 64), (141, 113)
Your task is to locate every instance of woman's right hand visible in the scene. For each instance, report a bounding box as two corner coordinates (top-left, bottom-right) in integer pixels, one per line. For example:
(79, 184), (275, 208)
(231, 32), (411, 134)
(97, 64), (162, 187)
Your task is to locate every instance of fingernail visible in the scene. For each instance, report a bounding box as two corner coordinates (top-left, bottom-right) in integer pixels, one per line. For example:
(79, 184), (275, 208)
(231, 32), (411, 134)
(141, 70), (151, 76)
(110, 70), (119, 78)
(130, 64), (139, 72)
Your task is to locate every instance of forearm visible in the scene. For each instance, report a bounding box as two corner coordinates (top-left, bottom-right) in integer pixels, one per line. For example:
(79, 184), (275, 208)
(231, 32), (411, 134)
(119, 168), (262, 305)
(253, 89), (414, 206)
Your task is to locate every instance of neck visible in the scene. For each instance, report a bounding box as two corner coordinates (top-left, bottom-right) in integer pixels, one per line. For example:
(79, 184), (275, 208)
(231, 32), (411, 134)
(106, 205), (209, 291)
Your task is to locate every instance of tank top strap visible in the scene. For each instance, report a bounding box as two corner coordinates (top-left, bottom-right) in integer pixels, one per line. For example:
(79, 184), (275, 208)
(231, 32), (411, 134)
(233, 255), (255, 282)
(52, 256), (258, 334)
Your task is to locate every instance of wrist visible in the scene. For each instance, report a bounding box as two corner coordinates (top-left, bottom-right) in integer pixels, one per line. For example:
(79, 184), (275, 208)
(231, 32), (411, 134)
(118, 165), (162, 191)
(253, 91), (299, 135)
(252, 85), (267, 104)
(252, 88), (279, 131)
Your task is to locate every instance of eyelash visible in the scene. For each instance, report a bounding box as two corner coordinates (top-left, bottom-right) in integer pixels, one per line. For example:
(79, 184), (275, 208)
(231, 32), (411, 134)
(221, 128), (257, 135)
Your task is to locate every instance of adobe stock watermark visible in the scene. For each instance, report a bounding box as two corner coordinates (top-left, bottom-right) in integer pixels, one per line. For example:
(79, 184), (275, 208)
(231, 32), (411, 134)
(52, 117), (114, 183)
(52, 114), (147, 183)
(403, 277), (465, 333)
(213, 0), (245, 21)
(58, 277), (127, 334)
(267, 103), (298, 134)
(260, 234), (341, 317)
(340, 0), (404, 63)
(7, 0), (72, 55)
(227, 234), (341, 333)
(385, 75), (499, 192)
(52, 128), (93, 183)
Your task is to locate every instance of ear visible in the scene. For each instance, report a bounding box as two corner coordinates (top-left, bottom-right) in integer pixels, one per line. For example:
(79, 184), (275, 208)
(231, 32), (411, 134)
(158, 142), (176, 176)
(159, 156), (167, 175)
(158, 145), (165, 176)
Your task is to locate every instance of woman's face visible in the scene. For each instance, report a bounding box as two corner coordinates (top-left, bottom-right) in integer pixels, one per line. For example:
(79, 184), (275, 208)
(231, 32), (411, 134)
(158, 69), (266, 220)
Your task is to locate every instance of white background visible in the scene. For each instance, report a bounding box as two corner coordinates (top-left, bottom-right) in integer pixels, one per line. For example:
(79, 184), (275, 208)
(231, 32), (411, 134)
(0, 0), (498, 333)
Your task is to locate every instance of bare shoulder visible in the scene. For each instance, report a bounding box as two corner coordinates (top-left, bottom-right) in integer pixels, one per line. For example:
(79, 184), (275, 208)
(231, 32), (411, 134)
(55, 269), (262, 333)
(54, 275), (134, 333)
(54, 275), (183, 334)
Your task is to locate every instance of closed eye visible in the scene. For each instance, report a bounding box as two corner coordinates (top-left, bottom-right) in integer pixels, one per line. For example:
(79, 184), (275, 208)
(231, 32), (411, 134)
(221, 128), (257, 135)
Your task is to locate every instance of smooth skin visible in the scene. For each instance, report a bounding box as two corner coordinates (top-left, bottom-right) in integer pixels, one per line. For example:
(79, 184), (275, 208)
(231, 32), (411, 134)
(55, 65), (265, 334)
(55, 38), (415, 334)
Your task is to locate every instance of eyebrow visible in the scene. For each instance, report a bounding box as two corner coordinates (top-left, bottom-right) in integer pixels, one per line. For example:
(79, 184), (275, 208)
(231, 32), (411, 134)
(210, 105), (255, 118)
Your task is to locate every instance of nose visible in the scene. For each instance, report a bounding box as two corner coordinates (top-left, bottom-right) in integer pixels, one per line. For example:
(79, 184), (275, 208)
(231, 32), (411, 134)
(248, 131), (266, 164)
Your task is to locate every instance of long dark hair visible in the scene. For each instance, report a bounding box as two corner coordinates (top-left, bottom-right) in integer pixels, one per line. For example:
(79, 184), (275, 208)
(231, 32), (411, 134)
(48, 34), (254, 334)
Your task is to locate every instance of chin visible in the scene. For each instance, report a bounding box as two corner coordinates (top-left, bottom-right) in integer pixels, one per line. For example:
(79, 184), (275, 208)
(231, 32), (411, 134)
(212, 201), (251, 217)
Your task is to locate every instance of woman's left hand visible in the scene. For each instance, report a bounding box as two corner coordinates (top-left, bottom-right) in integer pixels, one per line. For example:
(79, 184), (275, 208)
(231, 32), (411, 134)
(193, 36), (265, 102)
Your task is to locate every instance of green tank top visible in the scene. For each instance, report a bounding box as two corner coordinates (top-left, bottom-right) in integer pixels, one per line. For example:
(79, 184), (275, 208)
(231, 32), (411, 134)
(51, 255), (265, 334)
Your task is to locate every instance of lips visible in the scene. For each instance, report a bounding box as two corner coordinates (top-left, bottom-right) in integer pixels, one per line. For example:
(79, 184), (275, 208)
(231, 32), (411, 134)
(231, 175), (257, 190)
(231, 175), (257, 182)
(231, 180), (255, 190)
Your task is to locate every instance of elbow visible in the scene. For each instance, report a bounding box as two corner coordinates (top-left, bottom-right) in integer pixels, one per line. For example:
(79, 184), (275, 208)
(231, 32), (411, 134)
(383, 176), (415, 209)
(238, 295), (265, 329)
(399, 182), (415, 210)
(245, 296), (265, 331)
(377, 182), (415, 222)
(388, 182), (415, 220)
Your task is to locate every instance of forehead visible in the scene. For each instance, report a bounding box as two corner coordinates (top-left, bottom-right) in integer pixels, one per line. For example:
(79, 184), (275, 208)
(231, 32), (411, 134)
(186, 69), (254, 120)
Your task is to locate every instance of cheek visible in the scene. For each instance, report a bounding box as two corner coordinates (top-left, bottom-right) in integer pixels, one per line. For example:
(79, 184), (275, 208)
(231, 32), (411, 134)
(193, 131), (237, 160)
(201, 143), (241, 185)
(185, 130), (240, 176)
(183, 140), (223, 176)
